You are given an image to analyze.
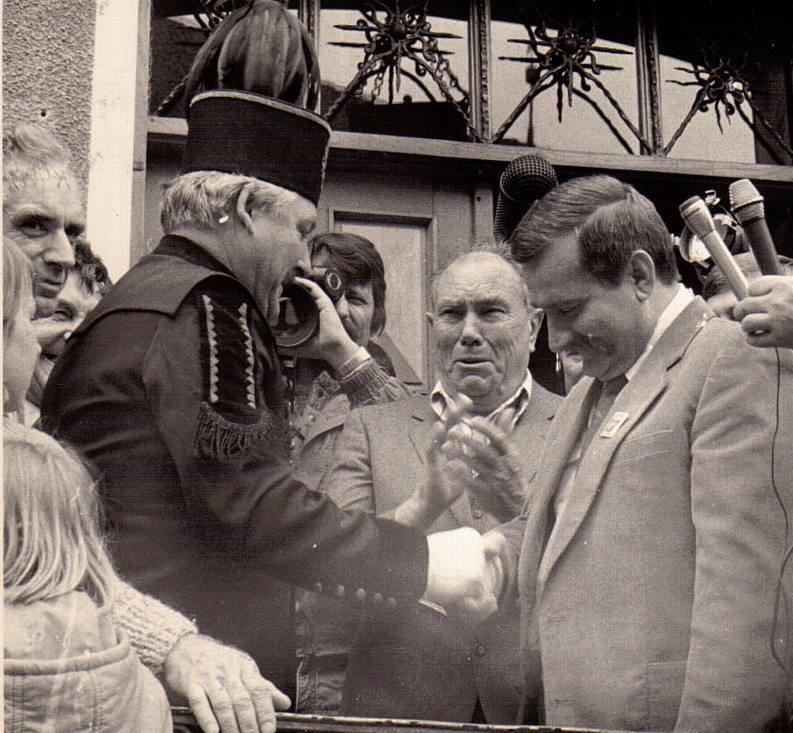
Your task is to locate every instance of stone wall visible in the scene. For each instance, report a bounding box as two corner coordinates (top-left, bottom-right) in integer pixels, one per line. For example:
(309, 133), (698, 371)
(3, 0), (97, 192)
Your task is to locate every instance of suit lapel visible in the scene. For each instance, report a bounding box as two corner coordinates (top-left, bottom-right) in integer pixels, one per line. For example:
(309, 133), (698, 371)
(537, 298), (714, 595)
(301, 392), (349, 445)
(519, 383), (591, 604)
(512, 382), (562, 478)
(407, 397), (435, 467)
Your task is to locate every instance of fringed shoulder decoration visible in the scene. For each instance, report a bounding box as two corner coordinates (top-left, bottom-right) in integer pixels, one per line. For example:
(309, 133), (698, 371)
(193, 280), (272, 460)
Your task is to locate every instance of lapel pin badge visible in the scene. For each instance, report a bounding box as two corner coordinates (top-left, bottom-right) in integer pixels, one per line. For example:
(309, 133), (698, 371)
(601, 411), (629, 438)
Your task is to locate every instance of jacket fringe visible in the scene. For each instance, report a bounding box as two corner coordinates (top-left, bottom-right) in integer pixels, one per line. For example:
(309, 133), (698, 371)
(193, 401), (272, 460)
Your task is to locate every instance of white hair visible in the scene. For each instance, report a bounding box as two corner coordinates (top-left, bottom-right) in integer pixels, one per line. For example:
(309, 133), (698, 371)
(431, 249), (537, 314)
(160, 170), (299, 233)
(3, 123), (75, 194)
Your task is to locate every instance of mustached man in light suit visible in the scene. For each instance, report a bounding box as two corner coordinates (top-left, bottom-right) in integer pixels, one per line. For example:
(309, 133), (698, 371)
(465, 176), (791, 732)
(311, 251), (561, 724)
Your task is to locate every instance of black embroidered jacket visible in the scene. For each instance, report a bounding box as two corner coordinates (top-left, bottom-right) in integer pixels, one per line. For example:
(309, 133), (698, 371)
(41, 235), (428, 699)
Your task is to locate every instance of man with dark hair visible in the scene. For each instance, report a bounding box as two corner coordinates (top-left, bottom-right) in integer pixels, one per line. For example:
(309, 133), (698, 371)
(291, 231), (409, 713)
(291, 231), (401, 491)
(467, 175), (789, 730)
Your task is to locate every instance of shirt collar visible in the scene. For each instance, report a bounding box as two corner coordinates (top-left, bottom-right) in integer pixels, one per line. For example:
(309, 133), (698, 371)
(625, 285), (694, 381)
(430, 369), (533, 429)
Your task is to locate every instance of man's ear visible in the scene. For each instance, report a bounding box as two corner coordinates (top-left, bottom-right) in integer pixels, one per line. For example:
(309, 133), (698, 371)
(235, 185), (256, 235)
(629, 250), (656, 301)
(527, 309), (544, 353)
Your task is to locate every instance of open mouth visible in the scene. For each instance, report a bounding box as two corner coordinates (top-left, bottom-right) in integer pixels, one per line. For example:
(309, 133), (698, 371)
(456, 357), (490, 367)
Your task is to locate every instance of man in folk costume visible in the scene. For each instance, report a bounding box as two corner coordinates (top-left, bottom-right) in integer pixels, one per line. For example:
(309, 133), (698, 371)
(42, 90), (499, 708)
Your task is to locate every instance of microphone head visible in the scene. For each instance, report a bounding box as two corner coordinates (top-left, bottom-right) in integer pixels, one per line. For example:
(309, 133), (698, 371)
(729, 178), (765, 224)
(679, 196), (717, 242)
(493, 154), (557, 242)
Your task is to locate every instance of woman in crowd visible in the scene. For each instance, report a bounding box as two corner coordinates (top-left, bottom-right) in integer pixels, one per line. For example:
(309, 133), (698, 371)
(3, 237), (172, 732)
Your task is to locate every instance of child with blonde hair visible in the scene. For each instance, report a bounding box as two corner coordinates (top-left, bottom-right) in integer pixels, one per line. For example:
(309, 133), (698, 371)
(3, 238), (171, 732)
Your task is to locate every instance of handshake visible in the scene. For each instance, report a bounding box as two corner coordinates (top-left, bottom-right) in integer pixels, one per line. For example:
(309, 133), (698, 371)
(423, 526), (507, 623)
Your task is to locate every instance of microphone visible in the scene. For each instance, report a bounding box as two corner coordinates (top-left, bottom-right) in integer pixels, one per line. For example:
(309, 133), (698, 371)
(679, 196), (749, 300)
(493, 154), (558, 242)
(728, 179), (783, 276)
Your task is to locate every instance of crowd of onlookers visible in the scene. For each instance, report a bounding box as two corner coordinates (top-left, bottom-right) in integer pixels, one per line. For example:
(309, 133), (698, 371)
(4, 109), (793, 733)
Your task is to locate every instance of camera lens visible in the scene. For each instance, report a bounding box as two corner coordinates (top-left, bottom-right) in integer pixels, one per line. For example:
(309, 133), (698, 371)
(325, 270), (342, 293)
(273, 284), (320, 348)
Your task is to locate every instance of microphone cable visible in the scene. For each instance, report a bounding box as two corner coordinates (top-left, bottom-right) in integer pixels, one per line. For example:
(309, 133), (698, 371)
(767, 345), (793, 726)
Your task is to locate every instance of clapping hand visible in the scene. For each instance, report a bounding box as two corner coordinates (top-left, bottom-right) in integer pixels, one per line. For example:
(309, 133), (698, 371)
(442, 408), (529, 523)
(393, 394), (473, 530)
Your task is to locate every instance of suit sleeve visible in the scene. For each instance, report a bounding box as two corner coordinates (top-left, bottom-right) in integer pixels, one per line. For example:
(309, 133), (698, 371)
(320, 407), (377, 514)
(142, 280), (428, 602)
(676, 329), (789, 731)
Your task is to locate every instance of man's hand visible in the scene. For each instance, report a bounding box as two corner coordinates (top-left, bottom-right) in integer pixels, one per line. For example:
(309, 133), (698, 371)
(733, 275), (793, 349)
(424, 527), (499, 624)
(393, 395), (472, 530)
(442, 411), (529, 522)
(288, 277), (358, 369)
(163, 633), (291, 733)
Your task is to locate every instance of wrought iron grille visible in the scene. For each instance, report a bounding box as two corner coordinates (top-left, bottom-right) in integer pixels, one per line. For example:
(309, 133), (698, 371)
(151, 0), (793, 164)
(323, 1), (481, 141)
(494, 17), (648, 153)
(664, 53), (793, 163)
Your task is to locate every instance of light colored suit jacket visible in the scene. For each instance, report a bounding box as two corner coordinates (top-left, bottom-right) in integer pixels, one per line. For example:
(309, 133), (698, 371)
(514, 297), (791, 731)
(323, 382), (561, 723)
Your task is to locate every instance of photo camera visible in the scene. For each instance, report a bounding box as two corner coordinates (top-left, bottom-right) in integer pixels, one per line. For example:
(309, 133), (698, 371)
(273, 267), (345, 348)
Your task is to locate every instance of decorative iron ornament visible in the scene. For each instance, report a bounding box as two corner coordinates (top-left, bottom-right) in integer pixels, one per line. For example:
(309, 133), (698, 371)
(494, 18), (651, 153)
(664, 55), (793, 162)
(323, 1), (482, 141)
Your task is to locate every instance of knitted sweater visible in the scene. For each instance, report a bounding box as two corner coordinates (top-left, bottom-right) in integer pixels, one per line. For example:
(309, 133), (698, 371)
(112, 579), (197, 674)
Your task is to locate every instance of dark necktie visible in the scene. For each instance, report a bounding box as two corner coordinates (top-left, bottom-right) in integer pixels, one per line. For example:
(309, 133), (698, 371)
(580, 374), (628, 456)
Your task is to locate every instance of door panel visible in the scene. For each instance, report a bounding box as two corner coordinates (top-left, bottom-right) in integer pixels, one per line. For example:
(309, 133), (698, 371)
(321, 171), (485, 391)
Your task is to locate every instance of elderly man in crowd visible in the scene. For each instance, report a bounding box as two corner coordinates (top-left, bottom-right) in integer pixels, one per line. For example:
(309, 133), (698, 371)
(3, 123), (83, 318)
(316, 251), (560, 723)
(41, 90), (497, 726)
(460, 175), (790, 731)
(4, 121), (303, 733)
